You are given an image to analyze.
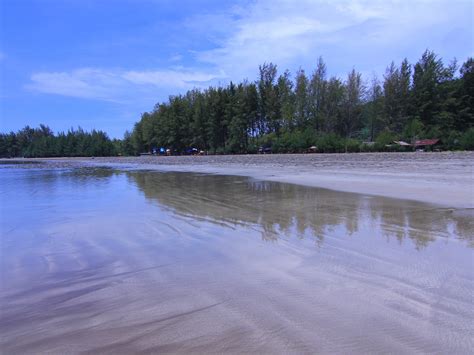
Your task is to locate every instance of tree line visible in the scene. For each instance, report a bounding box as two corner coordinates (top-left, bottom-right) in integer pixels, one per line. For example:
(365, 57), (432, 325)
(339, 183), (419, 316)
(0, 125), (117, 158)
(128, 50), (474, 154)
(1, 50), (473, 158)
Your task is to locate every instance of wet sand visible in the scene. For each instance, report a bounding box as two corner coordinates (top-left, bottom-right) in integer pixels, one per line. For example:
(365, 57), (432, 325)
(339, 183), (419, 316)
(1, 166), (473, 353)
(20, 151), (473, 208)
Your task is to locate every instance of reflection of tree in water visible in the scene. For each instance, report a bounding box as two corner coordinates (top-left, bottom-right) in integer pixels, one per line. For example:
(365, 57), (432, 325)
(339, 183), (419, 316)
(15, 167), (119, 196)
(128, 172), (359, 245)
(127, 171), (473, 250)
(444, 209), (474, 248)
(369, 197), (474, 250)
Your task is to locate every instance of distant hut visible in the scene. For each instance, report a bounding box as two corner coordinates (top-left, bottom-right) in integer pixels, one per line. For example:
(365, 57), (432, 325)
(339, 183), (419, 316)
(413, 139), (440, 151)
(392, 139), (440, 151)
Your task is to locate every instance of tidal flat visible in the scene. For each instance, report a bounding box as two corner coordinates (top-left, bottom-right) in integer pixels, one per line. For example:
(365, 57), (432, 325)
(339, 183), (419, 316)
(0, 162), (473, 353)
(41, 151), (474, 207)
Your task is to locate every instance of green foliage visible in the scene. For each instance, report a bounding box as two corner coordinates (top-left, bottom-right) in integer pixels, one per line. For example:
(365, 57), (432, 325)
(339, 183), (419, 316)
(315, 133), (345, 153)
(359, 142), (378, 152)
(372, 130), (404, 151)
(460, 128), (474, 150)
(125, 52), (472, 153)
(0, 126), (116, 158)
(345, 139), (361, 153)
(442, 130), (462, 150)
(375, 130), (398, 146)
(403, 119), (425, 142)
(3, 51), (473, 156)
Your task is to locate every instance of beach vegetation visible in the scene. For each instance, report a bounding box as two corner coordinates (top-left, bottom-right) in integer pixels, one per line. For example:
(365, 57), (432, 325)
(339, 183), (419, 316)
(1, 50), (473, 157)
(126, 50), (473, 155)
(0, 126), (115, 158)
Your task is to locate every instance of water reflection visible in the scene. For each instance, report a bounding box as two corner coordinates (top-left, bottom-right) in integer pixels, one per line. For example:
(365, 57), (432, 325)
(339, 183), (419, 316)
(2, 167), (473, 354)
(128, 171), (473, 250)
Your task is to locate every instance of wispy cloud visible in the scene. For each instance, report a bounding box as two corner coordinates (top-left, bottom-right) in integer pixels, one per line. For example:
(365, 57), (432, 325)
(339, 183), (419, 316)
(192, 0), (473, 79)
(123, 68), (224, 88)
(169, 54), (183, 62)
(27, 69), (125, 102)
(26, 67), (226, 102)
(24, 0), (472, 103)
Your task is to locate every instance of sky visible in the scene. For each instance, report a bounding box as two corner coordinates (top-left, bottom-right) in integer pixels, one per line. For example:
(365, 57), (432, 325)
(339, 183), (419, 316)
(1, 0), (473, 138)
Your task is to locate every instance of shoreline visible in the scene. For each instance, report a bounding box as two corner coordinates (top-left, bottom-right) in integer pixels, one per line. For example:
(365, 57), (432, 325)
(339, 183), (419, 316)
(3, 152), (473, 208)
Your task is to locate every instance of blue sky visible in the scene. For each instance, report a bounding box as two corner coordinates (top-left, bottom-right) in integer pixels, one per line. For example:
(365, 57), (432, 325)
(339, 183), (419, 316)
(1, 0), (472, 138)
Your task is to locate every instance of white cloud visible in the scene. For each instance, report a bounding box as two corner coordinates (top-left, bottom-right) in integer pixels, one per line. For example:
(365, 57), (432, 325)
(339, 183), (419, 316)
(123, 69), (224, 88)
(27, 69), (125, 101)
(26, 67), (226, 102)
(192, 0), (473, 79)
(24, 0), (472, 103)
(169, 54), (183, 62)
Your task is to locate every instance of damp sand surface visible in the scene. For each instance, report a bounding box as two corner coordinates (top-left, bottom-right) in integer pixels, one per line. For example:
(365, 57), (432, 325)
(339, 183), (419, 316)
(16, 151), (474, 208)
(0, 164), (473, 354)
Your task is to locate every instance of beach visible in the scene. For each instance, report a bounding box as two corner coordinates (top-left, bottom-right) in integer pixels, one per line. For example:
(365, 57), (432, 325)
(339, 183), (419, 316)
(1, 153), (474, 353)
(32, 151), (474, 208)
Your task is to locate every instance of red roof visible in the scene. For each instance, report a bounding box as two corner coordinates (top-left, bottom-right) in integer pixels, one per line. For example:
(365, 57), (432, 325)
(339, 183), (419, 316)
(414, 139), (440, 146)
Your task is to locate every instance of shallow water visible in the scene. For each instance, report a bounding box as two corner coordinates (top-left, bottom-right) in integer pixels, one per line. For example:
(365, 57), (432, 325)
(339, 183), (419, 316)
(0, 167), (473, 354)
